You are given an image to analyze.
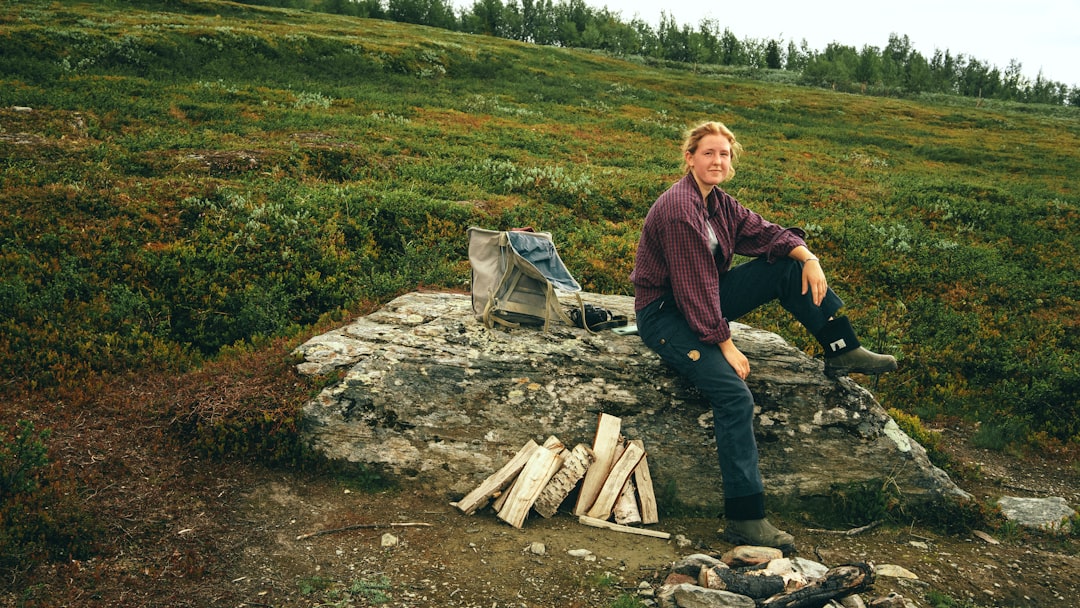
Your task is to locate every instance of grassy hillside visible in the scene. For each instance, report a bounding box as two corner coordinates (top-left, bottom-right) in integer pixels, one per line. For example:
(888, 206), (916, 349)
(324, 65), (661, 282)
(2, 0), (1078, 444)
(2, 0), (1079, 597)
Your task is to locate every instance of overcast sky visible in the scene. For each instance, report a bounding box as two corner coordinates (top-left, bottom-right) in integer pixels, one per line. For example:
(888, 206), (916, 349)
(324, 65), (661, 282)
(454, 0), (1079, 87)
(596, 0), (1080, 86)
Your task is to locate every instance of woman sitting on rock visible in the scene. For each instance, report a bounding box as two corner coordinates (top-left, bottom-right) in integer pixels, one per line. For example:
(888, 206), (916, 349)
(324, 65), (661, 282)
(630, 120), (896, 554)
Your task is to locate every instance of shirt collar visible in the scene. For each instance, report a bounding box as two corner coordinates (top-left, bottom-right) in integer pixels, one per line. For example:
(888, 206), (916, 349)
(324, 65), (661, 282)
(682, 173), (719, 217)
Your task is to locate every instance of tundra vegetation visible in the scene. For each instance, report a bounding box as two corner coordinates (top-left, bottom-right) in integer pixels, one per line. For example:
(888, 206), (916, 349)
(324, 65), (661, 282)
(276, 0), (1080, 106)
(0, 0), (1078, 599)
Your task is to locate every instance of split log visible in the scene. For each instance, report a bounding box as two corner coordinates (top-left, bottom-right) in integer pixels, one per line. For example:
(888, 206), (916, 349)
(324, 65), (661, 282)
(491, 475), (517, 513)
(541, 436), (563, 449)
(610, 441), (627, 469)
(452, 439), (539, 515)
(497, 437), (565, 528)
(633, 453), (659, 524)
(578, 515), (671, 539)
(603, 440), (627, 519)
(613, 476), (641, 525)
(700, 565), (786, 599)
(574, 413), (622, 515)
(492, 437), (560, 514)
(534, 443), (593, 518)
(586, 439), (645, 520)
(613, 440), (643, 524)
(759, 563), (875, 608)
(454, 419), (663, 532)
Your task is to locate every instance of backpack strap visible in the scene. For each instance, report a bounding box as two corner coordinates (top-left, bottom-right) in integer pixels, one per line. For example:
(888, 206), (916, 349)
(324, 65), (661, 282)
(568, 294), (597, 334)
(482, 243), (520, 329)
(545, 286), (579, 332)
(587, 315), (628, 331)
(568, 300), (629, 332)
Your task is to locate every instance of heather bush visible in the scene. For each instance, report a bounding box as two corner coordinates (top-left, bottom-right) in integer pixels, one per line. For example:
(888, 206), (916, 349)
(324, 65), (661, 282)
(1, 0), (1077, 447)
(0, 421), (101, 575)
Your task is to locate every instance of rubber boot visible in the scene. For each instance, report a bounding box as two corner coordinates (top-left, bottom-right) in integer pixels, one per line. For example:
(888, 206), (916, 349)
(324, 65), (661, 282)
(719, 518), (797, 555)
(816, 316), (897, 378)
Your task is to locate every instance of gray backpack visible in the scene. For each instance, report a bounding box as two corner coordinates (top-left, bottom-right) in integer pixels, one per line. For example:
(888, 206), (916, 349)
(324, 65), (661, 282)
(467, 227), (583, 330)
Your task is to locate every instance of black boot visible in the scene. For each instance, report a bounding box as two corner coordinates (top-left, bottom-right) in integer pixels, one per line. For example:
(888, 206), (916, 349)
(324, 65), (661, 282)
(816, 317), (897, 378)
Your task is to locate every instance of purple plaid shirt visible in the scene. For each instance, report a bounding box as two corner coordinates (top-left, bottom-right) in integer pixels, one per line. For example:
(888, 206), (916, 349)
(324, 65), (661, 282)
(631, 173), (807, 344)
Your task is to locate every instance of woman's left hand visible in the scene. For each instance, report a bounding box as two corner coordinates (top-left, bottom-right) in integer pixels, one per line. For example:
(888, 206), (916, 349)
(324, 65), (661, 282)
(801, 259), (828, 306)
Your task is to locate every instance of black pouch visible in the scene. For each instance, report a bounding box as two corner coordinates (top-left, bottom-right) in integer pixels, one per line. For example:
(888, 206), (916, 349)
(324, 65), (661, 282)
(569, 304), (628, 331)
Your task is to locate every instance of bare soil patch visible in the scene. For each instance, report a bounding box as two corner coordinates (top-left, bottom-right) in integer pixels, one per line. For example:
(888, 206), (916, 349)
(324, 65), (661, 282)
(209, 431), (1080, 608)
(3, 354), (1077, 608)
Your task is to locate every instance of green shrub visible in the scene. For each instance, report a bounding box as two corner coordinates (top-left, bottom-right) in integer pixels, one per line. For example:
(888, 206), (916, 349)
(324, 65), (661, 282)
(908, 495), (995, 536)
(971, 419), (1029, 452)
(0, 421), (102, 577)
(925, 589), (984, 608)
(2, 0), (1079, 451)
(297, 574), (393, 604)
(298, 574), (335, 596)
(888, 408), (953, 471)
(821, 479), (900, 527)
(0, 421), (49, 499)
(608, 595), (650, 608)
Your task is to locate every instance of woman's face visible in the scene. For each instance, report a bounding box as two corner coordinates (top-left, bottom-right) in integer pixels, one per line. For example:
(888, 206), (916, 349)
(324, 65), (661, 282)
(685, 134), (732, 188)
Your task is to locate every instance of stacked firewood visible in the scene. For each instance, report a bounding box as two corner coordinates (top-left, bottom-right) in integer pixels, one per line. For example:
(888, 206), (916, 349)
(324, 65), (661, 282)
(453, 413), (664, 535)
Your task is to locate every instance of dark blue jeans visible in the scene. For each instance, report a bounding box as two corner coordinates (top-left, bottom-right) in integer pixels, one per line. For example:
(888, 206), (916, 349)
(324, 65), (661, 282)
(636, 258), (843, 503)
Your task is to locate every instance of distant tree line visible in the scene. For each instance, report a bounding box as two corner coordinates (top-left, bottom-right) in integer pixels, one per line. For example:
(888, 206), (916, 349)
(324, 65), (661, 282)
(262, 0), (1080, 106)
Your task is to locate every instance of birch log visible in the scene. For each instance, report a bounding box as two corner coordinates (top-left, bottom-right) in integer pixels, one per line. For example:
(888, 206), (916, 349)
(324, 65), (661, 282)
(534, 443), (593, 518)
(613, 476), (642, 525)
(497, 437), (565, 528)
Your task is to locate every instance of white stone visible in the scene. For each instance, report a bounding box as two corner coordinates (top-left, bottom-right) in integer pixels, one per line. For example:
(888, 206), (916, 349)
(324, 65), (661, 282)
(669, 583), (756, 608)
(875, 564), (918, 579)
(997, 496), (1076, 532)
(790, 556), (830, 581)
(839, 594), (867, 608)
(671, 554), (725, 577)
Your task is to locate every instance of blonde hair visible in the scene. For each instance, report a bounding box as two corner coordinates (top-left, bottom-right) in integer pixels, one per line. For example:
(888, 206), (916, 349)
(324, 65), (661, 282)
(682, 121), (743, 180)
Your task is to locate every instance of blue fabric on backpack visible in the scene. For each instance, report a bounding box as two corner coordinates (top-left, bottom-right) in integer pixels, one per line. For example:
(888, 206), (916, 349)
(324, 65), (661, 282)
(506, 231), (581, 293)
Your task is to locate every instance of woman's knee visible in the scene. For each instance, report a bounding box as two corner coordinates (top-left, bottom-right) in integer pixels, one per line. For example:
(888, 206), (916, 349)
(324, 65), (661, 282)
(710, 385), (755, 425)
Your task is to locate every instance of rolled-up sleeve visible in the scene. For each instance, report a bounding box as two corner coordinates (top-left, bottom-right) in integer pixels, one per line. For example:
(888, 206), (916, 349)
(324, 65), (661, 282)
(722, 192), (807, 263)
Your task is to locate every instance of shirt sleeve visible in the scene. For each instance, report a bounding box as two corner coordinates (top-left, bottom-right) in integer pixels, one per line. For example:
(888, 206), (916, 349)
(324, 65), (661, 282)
(725, 194), (807, 261)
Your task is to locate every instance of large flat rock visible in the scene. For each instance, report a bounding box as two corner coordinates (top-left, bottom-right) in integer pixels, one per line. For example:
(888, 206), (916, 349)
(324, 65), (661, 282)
(293, 291), (970, 514)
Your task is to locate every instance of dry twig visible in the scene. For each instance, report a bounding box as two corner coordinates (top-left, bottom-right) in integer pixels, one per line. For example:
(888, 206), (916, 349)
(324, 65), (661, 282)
(805, 520), (882, 536)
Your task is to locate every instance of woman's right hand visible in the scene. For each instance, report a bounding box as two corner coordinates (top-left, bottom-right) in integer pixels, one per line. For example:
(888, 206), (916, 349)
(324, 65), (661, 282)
(719, 339), (750, 379)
